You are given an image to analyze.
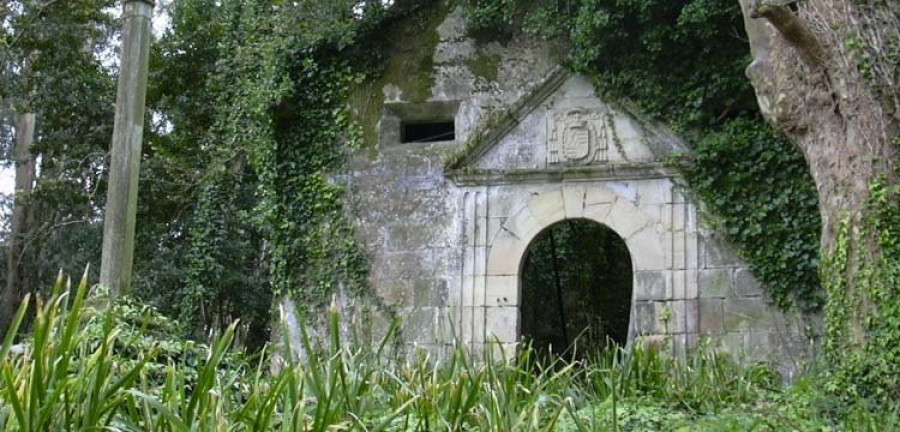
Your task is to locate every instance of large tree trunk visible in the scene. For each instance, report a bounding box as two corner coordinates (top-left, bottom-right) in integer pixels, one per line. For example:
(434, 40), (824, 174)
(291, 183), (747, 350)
(738, 0), (900, 394)
(1, 111), (36, 330)
(740, 0), (897, 248)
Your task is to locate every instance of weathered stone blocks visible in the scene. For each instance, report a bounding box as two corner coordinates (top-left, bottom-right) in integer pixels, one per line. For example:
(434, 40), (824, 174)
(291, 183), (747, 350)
(635, 271), (666, 300)
(403, 308), (436, 344)
(562, 187), (585, 219)
(698, 268), (731, 299)
(608, 199), (650, 238)
(635, 301), (662, 334)
(734, 268), (764, 297)
(485, 275), (517, 306)
(584, 186), (618, 206)
(699, 298), (725, 334)
(527, 190), (565, 226)
(703, 237), (740, 268)
(485, 307), (518, 343)
(724, 298), (772, 332)
(627, 228), (666, 270)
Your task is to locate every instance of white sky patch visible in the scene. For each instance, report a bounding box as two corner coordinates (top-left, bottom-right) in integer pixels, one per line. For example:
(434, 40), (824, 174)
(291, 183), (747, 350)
(152, 0), (172, 36)
(0, 169), (14, 196)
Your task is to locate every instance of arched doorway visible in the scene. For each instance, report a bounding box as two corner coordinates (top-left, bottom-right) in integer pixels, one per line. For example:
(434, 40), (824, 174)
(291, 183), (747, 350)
(520, 218), (633, 357)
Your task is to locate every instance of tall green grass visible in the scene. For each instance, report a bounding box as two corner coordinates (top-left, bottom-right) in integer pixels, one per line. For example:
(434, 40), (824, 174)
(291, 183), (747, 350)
(0, 271), (895, 430)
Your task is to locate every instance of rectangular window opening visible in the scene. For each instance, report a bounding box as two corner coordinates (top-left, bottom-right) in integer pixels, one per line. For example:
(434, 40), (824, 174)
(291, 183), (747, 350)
(401, 121), (455, 143)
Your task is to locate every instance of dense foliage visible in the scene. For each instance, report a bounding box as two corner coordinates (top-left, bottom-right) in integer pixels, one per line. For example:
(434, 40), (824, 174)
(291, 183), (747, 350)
(463, 0), (823, 311)
(141, 0), (451, 341)
(0, 0), (116, 294)
(0, 276), (896, 431)
(683, 119), (822, 310)
(824, 180), (900, 404)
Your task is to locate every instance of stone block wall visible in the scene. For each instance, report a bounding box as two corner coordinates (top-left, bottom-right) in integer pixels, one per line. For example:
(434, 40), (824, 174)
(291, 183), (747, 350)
(332, 2), (817, 376)
(341, 4), (556, 357)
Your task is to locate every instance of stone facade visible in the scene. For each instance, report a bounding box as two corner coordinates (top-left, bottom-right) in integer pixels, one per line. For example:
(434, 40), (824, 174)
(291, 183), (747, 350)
(340, 3), (815, 377)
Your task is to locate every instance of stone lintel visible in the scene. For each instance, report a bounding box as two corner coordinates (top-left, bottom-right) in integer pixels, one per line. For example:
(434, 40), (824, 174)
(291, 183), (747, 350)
(448, 163), (677, 186)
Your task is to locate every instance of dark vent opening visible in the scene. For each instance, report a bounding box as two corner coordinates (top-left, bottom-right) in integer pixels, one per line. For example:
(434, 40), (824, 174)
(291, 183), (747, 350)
(402, 121), (455, 143)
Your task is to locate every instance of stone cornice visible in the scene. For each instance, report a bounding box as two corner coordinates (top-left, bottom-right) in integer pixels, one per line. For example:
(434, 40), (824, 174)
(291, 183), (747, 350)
(447, 162), (678, 186)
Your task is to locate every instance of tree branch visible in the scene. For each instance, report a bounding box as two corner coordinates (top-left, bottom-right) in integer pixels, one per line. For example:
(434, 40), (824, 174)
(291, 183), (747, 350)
(4, 0), (65, 50)
(749, 0), (828, 69)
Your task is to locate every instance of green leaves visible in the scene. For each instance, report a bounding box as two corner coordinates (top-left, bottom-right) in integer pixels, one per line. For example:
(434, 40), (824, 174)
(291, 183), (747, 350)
(169, 0), (378, 339)
(823, 181), (900, 405)
(0, 269), (896, 430)
(684, 118), (822, 311)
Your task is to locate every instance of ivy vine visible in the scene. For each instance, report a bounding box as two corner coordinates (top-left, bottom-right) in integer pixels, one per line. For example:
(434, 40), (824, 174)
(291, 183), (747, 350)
(823, 179), (900, 404)
(180, 0), (435, 337)
(682, 118), (822, 311)
(462, 0), (823, 311)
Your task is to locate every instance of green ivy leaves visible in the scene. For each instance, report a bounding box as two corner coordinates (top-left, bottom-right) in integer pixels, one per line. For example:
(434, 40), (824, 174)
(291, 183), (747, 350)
(684, 118), (822, 311)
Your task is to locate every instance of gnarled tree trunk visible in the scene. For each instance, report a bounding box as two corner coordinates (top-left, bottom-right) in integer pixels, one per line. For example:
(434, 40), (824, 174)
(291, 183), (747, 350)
(738, 0), (900, 395)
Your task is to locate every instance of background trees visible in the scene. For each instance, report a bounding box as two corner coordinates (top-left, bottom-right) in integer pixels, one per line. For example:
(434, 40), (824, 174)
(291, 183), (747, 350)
(0, 0), (117, 329)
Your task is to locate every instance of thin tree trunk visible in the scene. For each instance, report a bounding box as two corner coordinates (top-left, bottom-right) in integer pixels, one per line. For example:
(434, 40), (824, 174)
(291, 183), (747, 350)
(548, 229), (569, 350)
(1, 111), (36, 330)
(99, 0), (154, 296)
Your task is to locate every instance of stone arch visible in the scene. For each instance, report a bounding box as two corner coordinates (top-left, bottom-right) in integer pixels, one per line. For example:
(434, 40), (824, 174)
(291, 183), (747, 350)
(484, 184), (668, 346)
(519, 217), (634, 355)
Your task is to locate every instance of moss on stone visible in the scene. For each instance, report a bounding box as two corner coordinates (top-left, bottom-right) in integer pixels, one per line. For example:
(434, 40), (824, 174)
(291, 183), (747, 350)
(381, 1), (446, 103)
(467, 53), (501, 82)
(349, 2), (449, 149)
(349, 82), (386, 153)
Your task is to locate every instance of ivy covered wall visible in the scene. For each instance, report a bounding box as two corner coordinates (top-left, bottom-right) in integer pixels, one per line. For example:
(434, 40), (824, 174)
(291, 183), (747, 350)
(135, 0), (823, 355)
(461, 0), (823, 313)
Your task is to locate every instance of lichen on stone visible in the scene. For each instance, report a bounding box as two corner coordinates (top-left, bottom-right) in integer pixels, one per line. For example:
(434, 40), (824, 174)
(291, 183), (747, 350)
(349, 2), (449, 149)
(467, 53), (500, 82)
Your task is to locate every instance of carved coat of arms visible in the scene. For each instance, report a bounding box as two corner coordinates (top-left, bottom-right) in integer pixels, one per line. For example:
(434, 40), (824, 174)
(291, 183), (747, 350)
(548, 110), (609, 165)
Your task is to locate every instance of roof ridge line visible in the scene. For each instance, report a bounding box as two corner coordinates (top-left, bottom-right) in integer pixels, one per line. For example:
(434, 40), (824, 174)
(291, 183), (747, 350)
(444, 67), (572, 171)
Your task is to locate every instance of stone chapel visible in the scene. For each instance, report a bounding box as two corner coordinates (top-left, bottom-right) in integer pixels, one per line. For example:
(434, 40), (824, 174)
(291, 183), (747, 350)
(339, 2), (813, 376)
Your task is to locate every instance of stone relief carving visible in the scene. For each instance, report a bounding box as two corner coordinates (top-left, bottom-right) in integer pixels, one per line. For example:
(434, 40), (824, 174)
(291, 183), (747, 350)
(548, 109), (609, 165)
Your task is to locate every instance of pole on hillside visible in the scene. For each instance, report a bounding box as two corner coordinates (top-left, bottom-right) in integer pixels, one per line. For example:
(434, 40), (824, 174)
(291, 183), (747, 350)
(100, 0), (154, 296)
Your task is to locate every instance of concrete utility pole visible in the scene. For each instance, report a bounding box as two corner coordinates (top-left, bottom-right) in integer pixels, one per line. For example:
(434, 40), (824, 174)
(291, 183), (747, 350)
(100, 0), (154, 296)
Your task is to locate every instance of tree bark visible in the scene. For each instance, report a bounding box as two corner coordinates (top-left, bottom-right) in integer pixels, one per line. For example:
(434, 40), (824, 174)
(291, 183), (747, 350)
(738, 0), (898, 347)
(1, 111), (36, 330)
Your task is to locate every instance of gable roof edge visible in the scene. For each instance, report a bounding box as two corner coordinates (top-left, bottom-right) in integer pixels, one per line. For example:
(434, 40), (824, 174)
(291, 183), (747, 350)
(444, 67), (571, 171)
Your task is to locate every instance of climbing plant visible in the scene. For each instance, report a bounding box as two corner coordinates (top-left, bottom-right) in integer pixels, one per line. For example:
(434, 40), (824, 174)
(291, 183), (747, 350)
(167, 0), (434, 339)
(462, 0), (823, 311)
(683, 118), (822, 311)
(823, 179), (900, 404)
(179, 0), (362, 336)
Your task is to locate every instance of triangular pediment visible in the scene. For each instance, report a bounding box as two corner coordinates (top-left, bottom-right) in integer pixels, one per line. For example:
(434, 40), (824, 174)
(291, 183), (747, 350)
(445, 68), (687, 176)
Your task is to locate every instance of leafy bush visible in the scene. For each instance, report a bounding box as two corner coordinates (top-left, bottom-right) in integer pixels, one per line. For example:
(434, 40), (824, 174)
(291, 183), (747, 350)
(0, 272), (893, 430)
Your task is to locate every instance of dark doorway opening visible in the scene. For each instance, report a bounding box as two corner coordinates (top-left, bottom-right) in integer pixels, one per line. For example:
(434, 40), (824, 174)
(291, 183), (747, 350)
(520, 219), (632, 359)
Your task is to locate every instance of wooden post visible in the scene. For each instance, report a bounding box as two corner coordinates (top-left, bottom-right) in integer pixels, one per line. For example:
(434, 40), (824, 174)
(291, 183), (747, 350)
(100, 0), (154, 296)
